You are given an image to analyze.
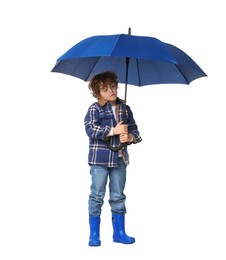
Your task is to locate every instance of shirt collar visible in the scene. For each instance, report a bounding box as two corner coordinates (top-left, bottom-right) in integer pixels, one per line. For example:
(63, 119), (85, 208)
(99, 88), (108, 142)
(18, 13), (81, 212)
(98, 97), (125, 106)
(98, 97), (108, 106)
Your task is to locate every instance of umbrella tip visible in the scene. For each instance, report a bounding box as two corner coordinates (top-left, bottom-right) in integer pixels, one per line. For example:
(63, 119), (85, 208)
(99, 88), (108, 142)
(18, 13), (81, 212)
(128, 27), (131, 35)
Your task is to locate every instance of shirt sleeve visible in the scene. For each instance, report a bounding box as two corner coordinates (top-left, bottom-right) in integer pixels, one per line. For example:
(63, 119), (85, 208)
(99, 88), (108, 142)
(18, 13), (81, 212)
(84, 104), (111, 141)
(126, 105), (142, 144)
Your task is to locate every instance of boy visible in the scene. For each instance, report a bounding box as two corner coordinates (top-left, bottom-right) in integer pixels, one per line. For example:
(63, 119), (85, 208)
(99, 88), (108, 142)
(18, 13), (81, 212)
(84, 71), (142, 246)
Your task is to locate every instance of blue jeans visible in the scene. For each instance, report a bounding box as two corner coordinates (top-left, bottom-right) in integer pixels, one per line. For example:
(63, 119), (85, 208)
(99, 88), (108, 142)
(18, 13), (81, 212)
(89, 158), (127, 216)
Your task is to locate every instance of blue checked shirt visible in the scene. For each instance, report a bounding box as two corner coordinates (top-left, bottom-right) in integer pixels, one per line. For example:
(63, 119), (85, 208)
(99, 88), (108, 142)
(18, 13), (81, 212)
(84, 98), (142, 167)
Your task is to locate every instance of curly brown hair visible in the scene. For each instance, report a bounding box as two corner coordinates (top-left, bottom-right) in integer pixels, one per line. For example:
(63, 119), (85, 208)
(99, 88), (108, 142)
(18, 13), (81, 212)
(88, 71), (118, 98)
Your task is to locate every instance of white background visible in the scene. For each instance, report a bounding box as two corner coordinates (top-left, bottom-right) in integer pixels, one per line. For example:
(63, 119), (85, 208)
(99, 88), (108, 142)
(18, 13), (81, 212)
(0, 0), (225, 259)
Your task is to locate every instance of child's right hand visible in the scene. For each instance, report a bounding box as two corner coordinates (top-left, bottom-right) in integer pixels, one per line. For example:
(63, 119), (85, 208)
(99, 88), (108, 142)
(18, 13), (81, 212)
(113, 121), (128, 135)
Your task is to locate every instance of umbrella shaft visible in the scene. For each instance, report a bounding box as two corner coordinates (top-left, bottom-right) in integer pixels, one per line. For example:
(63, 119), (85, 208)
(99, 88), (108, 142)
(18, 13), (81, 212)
(124, 57), (129, 104)
(122, 56), (130, 124)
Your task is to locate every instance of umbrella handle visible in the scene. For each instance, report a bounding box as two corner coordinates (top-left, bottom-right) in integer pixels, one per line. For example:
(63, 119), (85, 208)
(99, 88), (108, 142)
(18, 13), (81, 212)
(106, 138), (126, 151)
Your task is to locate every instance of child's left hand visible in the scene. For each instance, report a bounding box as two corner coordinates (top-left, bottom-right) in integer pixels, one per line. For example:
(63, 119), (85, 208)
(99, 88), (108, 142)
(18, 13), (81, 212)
(119, 133), (133, 143)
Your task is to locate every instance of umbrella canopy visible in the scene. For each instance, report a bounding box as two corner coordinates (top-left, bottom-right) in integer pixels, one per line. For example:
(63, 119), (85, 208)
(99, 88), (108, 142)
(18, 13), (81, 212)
(51, 33), (207, 87)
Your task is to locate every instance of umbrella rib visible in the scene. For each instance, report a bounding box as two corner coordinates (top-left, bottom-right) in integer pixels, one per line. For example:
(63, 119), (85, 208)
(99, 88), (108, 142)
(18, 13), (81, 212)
(135, 58), (142, 86)
(175, 64), (189, 84)
(83, 57), (102, 81)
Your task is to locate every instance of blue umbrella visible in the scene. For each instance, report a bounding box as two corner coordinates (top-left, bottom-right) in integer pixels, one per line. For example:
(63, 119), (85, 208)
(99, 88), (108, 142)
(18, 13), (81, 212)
(51, 28), (207, 150)
(51, 29), (206, 87)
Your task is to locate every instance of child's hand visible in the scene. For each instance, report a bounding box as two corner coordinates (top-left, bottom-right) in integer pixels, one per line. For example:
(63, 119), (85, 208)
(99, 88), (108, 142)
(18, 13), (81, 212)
(113, 121), (128, 135)
(119, 133), (132, 143)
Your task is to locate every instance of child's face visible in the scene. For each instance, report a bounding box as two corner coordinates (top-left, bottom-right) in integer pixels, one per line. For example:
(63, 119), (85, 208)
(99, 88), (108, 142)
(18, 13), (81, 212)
(99, 82), (118, 105)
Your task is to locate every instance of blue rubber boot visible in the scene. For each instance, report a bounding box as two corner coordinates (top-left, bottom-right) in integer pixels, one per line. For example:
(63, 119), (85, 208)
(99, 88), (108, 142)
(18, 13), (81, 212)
(88, 215), (101, 246)
(112, 213), (135, 244)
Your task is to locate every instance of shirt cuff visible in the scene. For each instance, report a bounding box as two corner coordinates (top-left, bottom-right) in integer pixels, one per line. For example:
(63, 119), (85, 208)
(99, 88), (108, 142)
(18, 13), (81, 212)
(129, 134), (134, 143)
(107, 127), (114, 137)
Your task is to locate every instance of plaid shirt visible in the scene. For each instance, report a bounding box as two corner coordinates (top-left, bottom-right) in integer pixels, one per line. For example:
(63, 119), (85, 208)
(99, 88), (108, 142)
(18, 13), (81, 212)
(84, 98), (142, 167)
